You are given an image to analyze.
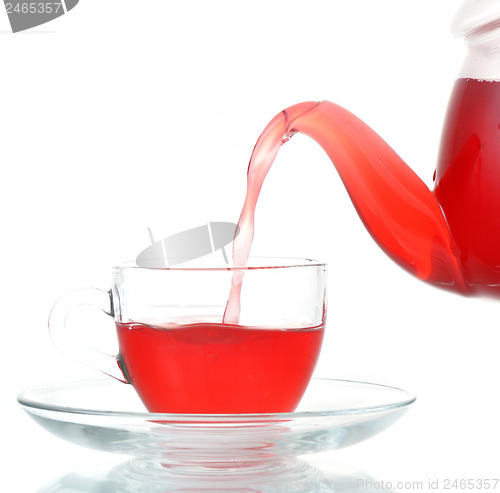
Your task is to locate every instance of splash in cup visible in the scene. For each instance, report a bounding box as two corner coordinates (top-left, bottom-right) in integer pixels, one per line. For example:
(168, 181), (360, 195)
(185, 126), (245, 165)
(48, 258), (327, 414)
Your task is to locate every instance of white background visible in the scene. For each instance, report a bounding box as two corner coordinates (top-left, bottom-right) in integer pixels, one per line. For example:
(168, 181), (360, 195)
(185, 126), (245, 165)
(2, 1), (500, 491)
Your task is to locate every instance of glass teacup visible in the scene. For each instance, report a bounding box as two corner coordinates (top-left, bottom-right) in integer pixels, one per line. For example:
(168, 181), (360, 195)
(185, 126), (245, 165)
(49, 257), (327, 414)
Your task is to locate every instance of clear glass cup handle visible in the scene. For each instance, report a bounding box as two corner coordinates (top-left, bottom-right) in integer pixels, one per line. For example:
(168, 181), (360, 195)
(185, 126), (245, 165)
(48, 287), (128, 383)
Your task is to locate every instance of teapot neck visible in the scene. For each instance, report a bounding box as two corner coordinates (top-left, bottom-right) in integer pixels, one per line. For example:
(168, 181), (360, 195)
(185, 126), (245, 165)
(458, 32), (500, 80)
(454, 0), (500, 80)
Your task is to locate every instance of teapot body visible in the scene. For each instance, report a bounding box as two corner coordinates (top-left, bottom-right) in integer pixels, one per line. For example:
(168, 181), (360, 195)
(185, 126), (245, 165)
(434, 2), (500, 297)
(435, 78), (500, 297)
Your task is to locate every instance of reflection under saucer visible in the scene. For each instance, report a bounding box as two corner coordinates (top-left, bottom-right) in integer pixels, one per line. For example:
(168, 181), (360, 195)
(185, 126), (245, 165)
(36, 459), (399, 493)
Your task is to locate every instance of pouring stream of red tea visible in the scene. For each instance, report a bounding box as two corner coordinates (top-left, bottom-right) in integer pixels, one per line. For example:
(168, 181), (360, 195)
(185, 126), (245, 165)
(224, 80), (500, 322)
(223, 98), (454, 324)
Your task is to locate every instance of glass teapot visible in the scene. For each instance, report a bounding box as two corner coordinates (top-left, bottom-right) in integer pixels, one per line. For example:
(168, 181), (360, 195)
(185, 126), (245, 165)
(239, 0), (500, 300)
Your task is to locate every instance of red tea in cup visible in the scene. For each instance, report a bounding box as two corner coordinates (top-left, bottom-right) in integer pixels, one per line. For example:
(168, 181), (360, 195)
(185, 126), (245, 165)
(116, 320), (325, 413)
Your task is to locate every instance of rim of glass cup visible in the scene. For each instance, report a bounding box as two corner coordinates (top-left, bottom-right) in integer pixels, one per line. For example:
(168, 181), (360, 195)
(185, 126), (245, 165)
(113, 257), (327, 272)
(17, 378), (416, 420)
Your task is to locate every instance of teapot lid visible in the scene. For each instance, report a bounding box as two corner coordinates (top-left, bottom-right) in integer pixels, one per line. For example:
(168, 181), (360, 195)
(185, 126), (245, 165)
(452, 0), (500, 38)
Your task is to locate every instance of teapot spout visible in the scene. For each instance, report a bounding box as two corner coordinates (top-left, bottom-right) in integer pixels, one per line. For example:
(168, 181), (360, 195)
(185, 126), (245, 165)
(242, 101), (468, 294)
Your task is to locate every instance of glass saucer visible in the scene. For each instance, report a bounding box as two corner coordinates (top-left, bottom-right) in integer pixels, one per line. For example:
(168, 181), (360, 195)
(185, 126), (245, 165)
(18, 378), (415, 482)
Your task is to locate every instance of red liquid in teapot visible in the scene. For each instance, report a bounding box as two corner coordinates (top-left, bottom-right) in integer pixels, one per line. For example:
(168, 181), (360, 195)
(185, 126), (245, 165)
(435, 78), (500, 296)
(116, 321), (324, 413)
